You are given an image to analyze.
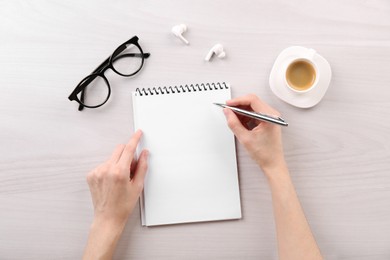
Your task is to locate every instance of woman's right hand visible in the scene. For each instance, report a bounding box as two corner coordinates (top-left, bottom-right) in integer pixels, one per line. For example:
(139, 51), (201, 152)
(223, 94), (286, 174)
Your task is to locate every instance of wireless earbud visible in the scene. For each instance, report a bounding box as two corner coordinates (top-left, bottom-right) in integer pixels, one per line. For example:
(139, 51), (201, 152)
(171, 24), (189, 45)
(205, 44), (226, 61)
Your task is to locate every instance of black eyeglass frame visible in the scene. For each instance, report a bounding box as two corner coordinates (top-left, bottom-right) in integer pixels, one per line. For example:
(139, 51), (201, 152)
(68, 36), (150, 111)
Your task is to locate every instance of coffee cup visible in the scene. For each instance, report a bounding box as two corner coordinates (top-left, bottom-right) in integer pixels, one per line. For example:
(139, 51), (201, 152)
(284, 49), (319, 93)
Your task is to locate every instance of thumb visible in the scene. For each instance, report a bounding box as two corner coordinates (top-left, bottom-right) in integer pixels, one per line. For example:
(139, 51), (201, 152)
(223, 108), (248, 141)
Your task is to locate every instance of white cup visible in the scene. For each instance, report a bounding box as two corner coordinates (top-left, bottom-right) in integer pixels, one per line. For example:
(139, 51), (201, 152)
(284, 49), (319, 93)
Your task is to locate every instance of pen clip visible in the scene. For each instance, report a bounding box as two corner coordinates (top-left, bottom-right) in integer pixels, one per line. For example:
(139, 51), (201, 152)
(258, 112), (285, 123)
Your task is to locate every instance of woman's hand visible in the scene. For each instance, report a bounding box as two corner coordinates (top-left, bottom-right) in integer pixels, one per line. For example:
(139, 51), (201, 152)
(223, 94), (286, 174)
(83, 130), (148, 260)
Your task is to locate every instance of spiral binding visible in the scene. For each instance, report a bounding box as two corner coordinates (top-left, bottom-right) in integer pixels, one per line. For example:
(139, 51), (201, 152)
(135, 82), (229, 96)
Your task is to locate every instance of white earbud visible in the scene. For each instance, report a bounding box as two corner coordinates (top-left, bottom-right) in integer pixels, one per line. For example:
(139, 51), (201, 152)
(205, 44), (226, 61)
(171, 24), (189, 45)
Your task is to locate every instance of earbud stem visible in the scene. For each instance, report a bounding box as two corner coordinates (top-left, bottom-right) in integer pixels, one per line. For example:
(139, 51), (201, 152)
(179, 35), (189, 45)
(205, 50), (214, 61)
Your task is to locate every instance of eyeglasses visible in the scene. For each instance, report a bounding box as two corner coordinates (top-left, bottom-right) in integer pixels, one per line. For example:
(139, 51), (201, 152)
(68, 36), (150, 111)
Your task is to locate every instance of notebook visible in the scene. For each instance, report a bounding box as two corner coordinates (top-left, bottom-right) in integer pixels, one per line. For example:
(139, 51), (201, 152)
(132, 82), (241, 226)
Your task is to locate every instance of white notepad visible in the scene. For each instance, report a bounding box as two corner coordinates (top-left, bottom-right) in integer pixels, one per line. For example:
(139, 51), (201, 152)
(132, 82), (241, 226)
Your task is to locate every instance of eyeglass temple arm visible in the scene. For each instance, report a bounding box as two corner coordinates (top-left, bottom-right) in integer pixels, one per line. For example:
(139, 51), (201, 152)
(78, 90), (86, 111)
(141, 53), (151, 58)
(112, 53), (151, 60)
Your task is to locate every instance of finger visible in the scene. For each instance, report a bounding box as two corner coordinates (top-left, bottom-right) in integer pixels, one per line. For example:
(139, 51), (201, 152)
(132, 149), (149, 191)
(227, 94), (280, 116)
(130, 155), (137, 172)
(130, 155), (137, 179)
(226, 94), (264, 111)
(223, 108), (248, 140)
(108, 144), (126, 163)
(231, 110), (259, 130)
(235, 109), (253, 125)
(118, 129), (143, 168)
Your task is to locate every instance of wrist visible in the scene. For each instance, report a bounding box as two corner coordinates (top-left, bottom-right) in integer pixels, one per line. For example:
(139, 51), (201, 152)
(83, 217), (126, 260)
(260, 159), (289, 182)
(90, 215), (126, 239)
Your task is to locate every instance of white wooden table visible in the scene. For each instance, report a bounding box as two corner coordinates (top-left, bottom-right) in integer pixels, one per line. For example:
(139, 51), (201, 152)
(1, 1), (389, 259)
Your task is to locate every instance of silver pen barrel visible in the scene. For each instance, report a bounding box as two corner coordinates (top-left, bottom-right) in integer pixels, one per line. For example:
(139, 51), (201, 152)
(214, 103), (288, 127)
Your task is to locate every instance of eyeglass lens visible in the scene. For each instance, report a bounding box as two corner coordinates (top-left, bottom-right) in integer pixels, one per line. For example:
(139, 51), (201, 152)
(111, 43), (143, 76)
(77, 75), (110, 107)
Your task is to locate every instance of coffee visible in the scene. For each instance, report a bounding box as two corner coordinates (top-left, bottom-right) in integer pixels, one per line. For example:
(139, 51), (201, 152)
(286, 60), (316, 91)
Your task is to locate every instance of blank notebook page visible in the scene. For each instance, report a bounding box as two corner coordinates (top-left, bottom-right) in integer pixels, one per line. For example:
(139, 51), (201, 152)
(132, 82), (241, 226)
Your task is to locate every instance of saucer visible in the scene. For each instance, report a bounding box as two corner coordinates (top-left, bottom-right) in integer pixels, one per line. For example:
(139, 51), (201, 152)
(269, 46), (332, 108)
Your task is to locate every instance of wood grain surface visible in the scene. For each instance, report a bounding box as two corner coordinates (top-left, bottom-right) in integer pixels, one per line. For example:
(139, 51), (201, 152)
(0, 1), (389, 259)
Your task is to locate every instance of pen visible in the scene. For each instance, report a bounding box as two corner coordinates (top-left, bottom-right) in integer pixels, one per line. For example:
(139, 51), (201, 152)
(214, 103), (289, 127)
